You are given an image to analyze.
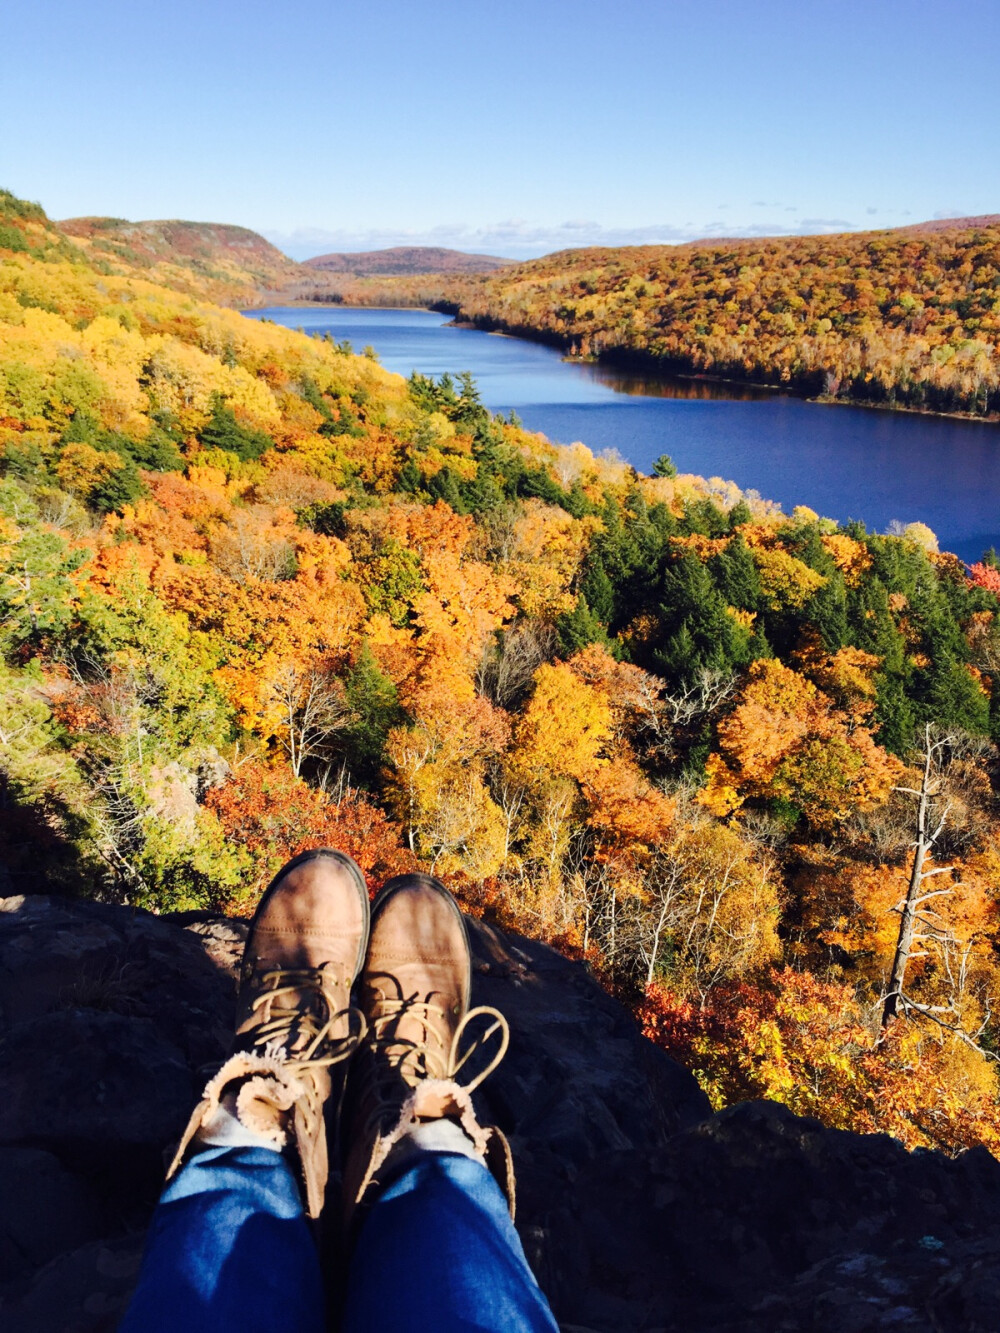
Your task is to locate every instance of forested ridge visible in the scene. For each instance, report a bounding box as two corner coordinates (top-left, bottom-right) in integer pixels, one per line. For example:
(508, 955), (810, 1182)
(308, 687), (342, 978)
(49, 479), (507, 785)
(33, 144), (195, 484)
(58, 215), (306, 307)
(304, 246), (510, 276)
(6, 187), (1000, 1155)
(435, 219), (1000, 417)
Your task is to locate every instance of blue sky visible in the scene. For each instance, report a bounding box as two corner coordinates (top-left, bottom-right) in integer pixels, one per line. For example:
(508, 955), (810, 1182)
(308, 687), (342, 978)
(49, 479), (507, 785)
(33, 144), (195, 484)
(2, 0), (997, 259)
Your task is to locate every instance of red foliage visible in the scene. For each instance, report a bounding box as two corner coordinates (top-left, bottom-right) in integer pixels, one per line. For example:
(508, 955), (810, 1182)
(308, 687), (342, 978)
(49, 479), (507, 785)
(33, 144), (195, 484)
(968, 562), (1000, 595)
(205, 762), (415, 908)
(638, 970), (1000, 1155)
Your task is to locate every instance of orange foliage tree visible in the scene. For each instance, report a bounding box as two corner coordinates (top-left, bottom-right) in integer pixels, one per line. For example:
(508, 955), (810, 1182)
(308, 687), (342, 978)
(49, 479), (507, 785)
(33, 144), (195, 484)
(699, 659), (902, 828)
(640, 967), (1000, 1156)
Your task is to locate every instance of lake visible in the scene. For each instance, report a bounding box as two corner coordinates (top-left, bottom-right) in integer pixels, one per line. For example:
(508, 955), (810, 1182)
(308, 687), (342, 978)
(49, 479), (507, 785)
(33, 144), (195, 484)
(245, 306), (1000, 562)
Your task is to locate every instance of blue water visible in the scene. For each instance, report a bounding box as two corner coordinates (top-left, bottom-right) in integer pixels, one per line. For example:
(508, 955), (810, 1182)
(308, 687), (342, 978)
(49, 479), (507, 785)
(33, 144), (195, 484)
(246, 306), (1000, 562)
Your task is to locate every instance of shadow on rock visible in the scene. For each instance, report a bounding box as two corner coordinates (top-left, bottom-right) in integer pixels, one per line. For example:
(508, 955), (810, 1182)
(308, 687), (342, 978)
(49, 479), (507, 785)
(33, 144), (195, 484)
(2, 895), (999, 1332)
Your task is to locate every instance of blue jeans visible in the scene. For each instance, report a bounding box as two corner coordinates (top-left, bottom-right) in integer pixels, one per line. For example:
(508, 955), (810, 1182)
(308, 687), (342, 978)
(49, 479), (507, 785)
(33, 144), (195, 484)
(120, 1144), (558, 1332)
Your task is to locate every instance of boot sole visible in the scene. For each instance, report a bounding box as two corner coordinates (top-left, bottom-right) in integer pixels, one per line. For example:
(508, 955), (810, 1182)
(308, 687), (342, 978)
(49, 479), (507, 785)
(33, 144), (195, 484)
(243, 848), (372, 985)
(370, 872), (471, 1015)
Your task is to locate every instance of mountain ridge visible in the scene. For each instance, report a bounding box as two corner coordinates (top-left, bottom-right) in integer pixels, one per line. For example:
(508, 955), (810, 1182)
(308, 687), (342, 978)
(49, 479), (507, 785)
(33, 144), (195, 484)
(57, 215), (313, 306)
(303, 245), (512, 275)
(434, 215), (1000, 418)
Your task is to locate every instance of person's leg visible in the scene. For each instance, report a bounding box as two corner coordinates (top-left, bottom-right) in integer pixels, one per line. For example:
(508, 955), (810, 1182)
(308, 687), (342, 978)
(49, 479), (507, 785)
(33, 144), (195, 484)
(120, 1141), (323, 1333)
(119, 849), (371, 1333)
(342, 1150), (558, 1333)
(341, 872), (558, 1332)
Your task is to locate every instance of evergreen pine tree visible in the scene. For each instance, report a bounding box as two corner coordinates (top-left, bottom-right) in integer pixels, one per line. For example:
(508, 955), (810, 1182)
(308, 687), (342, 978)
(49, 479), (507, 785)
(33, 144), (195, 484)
(807, 572), (849, 651)
(556, 594), (612, 657)
(654, 555), (754, 683)
(199, 395), (273, 461)
(709, 534), (761, 611)
(922, 653), (990, 736)
(580, 556), (615, 624)
(342, 643), (403, 784)
(427, 467), (468, 513)
(873, 672), (917, 756)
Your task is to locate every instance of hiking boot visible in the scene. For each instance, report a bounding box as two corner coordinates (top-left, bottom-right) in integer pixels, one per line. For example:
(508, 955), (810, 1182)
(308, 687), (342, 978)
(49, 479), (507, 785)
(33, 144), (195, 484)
(342, 872), (514, 1226)
(168, 848), (370, 1217)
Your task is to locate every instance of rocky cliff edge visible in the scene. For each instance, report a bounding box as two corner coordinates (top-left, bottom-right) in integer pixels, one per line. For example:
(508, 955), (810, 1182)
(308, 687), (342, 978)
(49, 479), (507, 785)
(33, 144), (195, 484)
(1, 895), (999, 1332)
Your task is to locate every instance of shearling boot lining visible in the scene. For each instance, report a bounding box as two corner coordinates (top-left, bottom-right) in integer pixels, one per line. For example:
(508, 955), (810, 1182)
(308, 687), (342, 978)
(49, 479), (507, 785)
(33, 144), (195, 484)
(167, 1049), (306, 1179)
(385, 1079), (492, 1159)
(234, 1072), (300, 1145)
(351, 1078), (496, 1212)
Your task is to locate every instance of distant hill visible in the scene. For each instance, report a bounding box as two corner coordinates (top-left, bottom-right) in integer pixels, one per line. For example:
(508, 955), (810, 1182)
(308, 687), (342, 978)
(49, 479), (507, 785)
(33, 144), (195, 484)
(59, 216), (311, 305)
(304, 246), (511, 276)
(54, 224), (509, 305)
(438, 214), (1000, 417)
(60, 217), (299, 276)
(0, 187), (83, 263)
(900, 213), (1000, 235)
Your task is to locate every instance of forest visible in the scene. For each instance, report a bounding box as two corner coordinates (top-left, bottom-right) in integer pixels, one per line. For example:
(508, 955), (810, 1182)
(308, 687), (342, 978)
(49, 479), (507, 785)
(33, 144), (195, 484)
(5, 187), (1000, 1156)
(432, 220), (1000, 417)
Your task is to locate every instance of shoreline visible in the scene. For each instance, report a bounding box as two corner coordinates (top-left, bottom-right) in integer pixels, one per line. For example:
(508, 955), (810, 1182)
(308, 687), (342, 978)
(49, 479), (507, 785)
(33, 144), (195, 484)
(804, 394), (1000, 426)
(500, 328), (1000, 427)
(245, 301), (1000, 427)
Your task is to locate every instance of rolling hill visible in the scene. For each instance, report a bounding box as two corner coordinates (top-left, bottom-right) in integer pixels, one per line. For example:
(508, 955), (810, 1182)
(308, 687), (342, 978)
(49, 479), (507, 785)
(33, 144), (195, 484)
(58, 215), (319, 305)
(303, 245), (511, 275)
(434, 215), (1000, 416)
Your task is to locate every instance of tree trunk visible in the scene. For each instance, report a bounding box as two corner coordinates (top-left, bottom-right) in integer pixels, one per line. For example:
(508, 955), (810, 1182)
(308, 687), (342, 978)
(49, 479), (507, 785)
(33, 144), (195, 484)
(882, 725), (943, 1028)
(882, 829), (929, 1025)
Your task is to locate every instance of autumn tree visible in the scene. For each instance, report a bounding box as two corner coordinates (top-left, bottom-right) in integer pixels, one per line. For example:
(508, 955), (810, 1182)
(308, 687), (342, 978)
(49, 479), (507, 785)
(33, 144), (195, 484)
(262, 659), (350, 779)
(700, 659), (902, 829)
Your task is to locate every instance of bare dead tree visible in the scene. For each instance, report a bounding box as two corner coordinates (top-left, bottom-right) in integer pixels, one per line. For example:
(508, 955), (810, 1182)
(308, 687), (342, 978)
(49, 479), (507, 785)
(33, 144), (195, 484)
(267, 663), (350, 778)
(882, 724), (955, 1027)
(210, 510), (297, 584)
(485, 762), (529, 862)
(560, 832), (615, 958)
(634, 850), (689, 988)
(386, 727), (436, 855)
(661, 666), (737, 728)
(476, 620), (557, 708)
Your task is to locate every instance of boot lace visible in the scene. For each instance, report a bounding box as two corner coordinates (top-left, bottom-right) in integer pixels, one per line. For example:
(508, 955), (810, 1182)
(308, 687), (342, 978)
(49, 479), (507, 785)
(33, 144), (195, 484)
(360, 988), (509, 1132)
(248, 962), (367, 1077)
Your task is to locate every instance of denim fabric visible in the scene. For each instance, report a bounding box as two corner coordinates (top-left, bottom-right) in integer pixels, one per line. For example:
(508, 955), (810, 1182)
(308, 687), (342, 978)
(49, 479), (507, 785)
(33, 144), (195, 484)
(343, 1152), (559, 1333)
(119, 1143), (324, 1333)
(119, 1144), (558, 1333)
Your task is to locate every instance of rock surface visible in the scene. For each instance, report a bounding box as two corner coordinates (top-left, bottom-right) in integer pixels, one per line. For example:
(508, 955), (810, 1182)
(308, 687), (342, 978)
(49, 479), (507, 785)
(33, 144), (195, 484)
(2, 893), (1000, 1331)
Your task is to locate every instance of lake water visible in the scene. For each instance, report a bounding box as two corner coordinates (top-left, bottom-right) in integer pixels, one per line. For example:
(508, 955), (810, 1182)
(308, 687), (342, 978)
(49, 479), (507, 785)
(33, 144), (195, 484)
(245, 306), (1000, 562)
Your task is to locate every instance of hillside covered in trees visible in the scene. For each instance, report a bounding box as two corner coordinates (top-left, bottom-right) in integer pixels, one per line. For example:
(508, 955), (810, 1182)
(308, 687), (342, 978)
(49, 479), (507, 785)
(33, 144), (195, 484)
(5, 187), (1000, 1157)
(56, 214), (318, 308)
(435, 218), (1000, 417)
(304, 246), (510, 276)
(57, 213), (509, 308)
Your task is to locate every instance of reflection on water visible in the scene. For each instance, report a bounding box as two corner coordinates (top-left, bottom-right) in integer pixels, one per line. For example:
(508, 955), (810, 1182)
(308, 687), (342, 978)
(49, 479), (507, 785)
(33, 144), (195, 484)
(245, 306), (1000, 562)
(575, 362), (781, 402)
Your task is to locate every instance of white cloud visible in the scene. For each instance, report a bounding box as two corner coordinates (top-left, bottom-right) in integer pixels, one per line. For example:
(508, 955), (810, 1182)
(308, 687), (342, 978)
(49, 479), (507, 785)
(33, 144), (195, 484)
(796, 217), (857, 233)
(262, 214), (864, 263)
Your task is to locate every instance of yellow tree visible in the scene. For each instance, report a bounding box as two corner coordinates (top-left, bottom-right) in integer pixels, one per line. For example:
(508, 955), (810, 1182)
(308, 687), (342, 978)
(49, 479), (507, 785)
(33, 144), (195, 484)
(699, 659), (902, 828)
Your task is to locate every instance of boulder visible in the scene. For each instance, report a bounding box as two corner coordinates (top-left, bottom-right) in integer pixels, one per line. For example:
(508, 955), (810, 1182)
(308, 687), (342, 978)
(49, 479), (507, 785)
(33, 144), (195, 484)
(1, 893), (999, 1331)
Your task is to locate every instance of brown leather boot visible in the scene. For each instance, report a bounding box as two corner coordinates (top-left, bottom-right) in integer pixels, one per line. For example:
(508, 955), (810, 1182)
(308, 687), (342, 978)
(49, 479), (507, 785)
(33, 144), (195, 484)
(168, 848), (370, 1218)
(342, 872), (514, 1227)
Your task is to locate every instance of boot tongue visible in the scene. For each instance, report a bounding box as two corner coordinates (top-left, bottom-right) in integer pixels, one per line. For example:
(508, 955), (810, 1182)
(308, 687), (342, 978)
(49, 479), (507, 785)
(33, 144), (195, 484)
(384, 994), (453, 1079)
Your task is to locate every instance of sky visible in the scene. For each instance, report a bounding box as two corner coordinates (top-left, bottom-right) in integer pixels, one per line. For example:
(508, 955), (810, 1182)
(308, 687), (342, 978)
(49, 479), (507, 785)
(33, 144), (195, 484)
(1, 0), (998, 260)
